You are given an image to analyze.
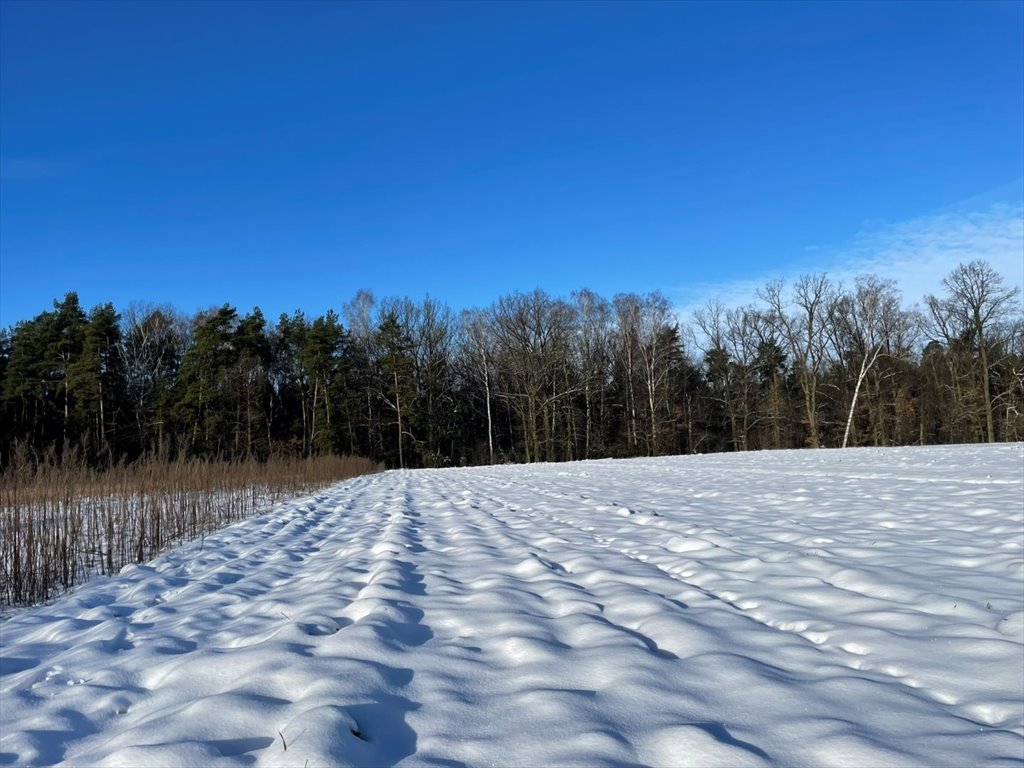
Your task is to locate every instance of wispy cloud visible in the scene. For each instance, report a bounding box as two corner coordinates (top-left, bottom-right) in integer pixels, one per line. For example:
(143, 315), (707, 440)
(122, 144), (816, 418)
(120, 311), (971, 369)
(673, 201), (1024, 320)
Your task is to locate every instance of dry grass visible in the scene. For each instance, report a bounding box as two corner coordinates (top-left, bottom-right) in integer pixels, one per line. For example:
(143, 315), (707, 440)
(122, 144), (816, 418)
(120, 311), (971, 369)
(0, 450), (383, 607)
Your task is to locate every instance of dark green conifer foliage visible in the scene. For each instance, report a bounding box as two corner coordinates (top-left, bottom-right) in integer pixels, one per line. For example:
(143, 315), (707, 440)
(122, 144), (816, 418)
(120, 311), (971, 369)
(175, 305), (238, 455)
(1, 261), (1021, 469)
(375, 309), (416, 468)
(301, 310), (351, 457)
(69, 303), (123, 461)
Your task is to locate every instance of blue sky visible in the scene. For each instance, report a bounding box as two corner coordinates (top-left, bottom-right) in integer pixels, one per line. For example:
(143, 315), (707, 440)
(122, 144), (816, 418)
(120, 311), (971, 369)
(1, 0), (1022, 327)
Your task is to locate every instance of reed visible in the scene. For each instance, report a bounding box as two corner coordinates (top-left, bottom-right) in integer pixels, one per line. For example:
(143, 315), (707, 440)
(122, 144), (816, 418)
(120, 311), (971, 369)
(0, 449), (383, 607)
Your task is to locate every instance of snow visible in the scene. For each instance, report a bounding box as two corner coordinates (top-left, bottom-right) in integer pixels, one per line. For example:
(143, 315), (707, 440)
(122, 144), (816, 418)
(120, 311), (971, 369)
(2, 444), (1022, 767)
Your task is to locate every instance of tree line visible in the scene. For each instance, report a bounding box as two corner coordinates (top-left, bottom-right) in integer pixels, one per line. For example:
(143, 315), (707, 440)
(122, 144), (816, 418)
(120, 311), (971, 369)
(1, 259), (1021, 469)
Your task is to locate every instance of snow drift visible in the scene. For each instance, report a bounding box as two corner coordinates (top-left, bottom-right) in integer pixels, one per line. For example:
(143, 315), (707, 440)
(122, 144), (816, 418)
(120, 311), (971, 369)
(2, 444), (1022, 767)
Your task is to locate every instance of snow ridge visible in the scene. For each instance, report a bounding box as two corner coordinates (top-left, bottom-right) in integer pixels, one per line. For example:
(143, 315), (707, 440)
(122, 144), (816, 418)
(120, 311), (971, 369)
(2, 444), (1022, 767)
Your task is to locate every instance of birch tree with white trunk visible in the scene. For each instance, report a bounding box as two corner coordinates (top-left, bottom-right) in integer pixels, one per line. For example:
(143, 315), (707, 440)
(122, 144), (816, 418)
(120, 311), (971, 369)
(829, 275), (913, 448)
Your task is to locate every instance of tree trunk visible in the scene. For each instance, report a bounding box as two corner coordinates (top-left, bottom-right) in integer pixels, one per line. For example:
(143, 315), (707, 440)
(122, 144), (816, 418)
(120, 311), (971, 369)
(977, 322), (995, 443)
(484, 368), (494, 464)
(842, 347), (876, 448)
(394, 370), (404, 469)
(802, 368), (819, 447)
(647, 361), (657, 455)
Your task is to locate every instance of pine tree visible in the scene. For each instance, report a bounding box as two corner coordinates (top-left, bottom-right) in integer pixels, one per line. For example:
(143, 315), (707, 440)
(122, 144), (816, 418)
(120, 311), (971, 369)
(175, 305), (238, 455)
(375, 309), (416, 468)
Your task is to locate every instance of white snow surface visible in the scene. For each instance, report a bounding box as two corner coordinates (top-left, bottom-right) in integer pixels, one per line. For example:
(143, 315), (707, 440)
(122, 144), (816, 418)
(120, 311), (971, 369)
(2, 444), (1023, 767)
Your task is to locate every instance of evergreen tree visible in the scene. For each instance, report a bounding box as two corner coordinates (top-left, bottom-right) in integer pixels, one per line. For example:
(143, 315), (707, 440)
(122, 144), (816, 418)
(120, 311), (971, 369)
(175, 305), (238, 455)
(375, 309), (416, 468)
(69, 303), (124, 460)
(301, 310), (351, 456)
(1, 266), (1021, 469)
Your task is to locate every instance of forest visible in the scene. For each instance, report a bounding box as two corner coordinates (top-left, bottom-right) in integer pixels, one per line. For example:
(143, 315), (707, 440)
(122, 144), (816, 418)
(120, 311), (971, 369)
(1, 259), (1021, 470)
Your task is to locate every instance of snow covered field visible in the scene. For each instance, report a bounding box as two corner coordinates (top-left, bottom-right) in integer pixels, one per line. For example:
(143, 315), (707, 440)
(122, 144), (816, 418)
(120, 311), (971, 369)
(2, 444), (1022, 767)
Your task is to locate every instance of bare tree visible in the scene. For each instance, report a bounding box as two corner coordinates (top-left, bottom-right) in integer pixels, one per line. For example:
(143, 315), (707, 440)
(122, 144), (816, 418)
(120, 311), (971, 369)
(760, 275), (836, 447)
(343, 290), (379, 454)
(635, 292), (679, 454)
(692, 301), (735, 449)
(613, 294), (642, 453)
(925, 260), (1021, 443)
(571, 289), (613, 459)
(411, 297), (455, 465)
(830, 275), (916, 448)
(459, 308), (496, 464)
(1000, 314), (1024, 441)
(692, 302), (761, 451)
(118, 303), (189, 454)
(489, 290), (577, 462)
